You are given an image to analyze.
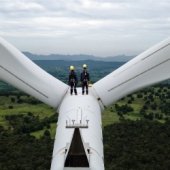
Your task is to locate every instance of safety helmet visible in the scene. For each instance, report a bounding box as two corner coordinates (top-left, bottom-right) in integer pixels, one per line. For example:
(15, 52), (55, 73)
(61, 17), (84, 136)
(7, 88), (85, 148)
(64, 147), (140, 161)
(83, 64), (87, 69)
(70, 65), (74, 70)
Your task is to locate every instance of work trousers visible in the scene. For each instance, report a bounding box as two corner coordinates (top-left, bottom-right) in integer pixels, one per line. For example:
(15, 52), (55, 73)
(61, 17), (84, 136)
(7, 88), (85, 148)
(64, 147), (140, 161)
(70, 82), (77, 95)
(82, 81), (88, 94)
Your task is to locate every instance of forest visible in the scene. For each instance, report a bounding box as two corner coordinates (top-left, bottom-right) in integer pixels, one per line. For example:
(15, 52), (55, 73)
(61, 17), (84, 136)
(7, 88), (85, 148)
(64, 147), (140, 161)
(0, 60), (170, 170)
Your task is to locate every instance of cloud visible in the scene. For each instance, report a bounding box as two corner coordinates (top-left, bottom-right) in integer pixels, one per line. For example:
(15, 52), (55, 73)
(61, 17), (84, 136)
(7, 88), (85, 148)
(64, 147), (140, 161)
(0, 0), (45, 14)
(0, 0), (170, 56)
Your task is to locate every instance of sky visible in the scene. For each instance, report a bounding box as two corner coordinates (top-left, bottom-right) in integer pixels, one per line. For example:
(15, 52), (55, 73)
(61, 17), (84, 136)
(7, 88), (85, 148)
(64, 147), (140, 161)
(0, 0), (170, 57)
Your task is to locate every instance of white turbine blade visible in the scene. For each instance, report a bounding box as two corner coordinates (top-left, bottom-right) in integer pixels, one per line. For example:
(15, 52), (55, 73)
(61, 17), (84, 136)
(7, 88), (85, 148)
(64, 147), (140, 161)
(0, 37), (69, 108)
(92, 38), (170, 107)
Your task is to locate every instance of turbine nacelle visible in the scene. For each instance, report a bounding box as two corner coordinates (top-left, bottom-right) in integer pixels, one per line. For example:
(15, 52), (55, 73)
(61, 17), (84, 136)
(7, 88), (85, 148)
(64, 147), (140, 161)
(51, 88), (104, 170)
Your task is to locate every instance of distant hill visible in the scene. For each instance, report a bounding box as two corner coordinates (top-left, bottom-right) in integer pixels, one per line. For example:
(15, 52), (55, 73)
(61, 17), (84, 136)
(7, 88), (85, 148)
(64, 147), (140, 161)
(34, 60), (125, 71)
(23, 52), (134, 62)
(32, 60), (125, 83)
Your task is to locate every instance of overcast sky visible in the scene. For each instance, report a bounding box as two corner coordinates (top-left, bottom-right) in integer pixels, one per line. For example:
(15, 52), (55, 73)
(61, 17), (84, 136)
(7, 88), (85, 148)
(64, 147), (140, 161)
(0, 0), (170, 57)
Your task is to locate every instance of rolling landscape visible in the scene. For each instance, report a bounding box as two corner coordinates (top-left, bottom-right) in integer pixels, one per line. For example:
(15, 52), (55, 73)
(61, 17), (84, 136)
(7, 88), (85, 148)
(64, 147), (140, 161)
(0, 59), (170, 170)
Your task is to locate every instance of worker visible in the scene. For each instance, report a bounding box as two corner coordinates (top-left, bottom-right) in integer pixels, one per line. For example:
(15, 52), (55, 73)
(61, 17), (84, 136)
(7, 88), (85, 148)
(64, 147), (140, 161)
(80, 64), (90, 95)
(68, 65), (78, 95)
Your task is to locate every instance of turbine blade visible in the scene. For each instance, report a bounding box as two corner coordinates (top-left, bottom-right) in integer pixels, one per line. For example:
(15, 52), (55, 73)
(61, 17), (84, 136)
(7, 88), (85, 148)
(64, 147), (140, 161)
(0, 37), (69, 108)
(92, 38), (170, 107)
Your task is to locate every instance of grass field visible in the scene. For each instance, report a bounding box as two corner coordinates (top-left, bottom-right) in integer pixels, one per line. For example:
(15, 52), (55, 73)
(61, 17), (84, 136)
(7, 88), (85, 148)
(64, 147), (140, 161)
(0, 94), (122, 138)
(0, 94), (145, 138)
(31, 123), (57, 138)
(0, 85), (169, 138)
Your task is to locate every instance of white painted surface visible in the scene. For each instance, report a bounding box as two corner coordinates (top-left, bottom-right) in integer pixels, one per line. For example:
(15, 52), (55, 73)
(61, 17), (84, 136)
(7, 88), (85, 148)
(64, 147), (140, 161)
(51, 88), (104, 170)
(0, 37), (69, 108)
(93, 38), (170, 107)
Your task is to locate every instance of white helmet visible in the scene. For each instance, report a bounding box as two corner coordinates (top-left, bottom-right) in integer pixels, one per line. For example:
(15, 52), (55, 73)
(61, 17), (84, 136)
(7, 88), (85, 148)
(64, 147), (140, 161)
(70, 65), (75, 70)
(83, 64), (87, 69)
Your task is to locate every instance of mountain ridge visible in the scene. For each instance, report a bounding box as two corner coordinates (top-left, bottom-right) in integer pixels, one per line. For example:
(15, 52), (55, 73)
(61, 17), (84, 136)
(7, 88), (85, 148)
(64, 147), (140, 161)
(23, 52), (134, 62)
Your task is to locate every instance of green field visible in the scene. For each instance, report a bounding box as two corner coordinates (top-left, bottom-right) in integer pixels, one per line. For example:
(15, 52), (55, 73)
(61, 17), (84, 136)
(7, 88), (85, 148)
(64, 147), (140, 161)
(0, 84), (169, 139)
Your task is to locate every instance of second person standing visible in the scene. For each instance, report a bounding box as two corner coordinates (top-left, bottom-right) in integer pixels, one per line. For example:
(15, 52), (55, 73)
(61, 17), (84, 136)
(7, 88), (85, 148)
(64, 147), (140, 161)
(80, 64), (90, 95)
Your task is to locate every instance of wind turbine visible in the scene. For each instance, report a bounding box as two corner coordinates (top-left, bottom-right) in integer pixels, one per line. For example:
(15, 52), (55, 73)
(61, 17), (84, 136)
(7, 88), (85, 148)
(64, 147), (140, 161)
(0, 37), (169, 170)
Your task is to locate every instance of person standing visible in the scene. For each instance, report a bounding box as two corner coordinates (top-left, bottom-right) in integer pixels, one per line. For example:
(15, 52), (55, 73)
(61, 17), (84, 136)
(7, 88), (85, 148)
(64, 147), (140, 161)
(68, 65), (78, 95)
(80, 64), (90, 95)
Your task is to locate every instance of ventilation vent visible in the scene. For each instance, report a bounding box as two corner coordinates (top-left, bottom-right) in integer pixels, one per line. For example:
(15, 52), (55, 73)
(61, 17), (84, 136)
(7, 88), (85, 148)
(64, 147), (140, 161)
(65, 128), (89, 167)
